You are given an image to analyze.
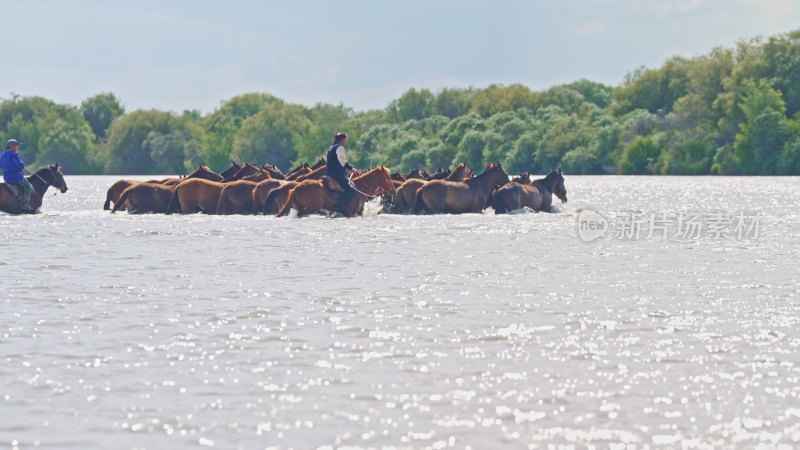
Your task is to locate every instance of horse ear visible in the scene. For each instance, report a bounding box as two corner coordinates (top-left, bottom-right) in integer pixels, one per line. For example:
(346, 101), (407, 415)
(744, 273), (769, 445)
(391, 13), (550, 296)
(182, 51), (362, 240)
(55, 163), (59, 170)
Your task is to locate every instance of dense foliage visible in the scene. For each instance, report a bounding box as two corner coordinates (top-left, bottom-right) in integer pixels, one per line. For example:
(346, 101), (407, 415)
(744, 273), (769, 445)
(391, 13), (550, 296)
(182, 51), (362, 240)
(2, 30), (799, 175)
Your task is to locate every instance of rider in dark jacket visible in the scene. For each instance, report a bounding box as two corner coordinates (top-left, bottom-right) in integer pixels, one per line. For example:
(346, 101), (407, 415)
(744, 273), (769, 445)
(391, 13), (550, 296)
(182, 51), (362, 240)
(1, 139), (33, 212)
(325, 132), (356, 215)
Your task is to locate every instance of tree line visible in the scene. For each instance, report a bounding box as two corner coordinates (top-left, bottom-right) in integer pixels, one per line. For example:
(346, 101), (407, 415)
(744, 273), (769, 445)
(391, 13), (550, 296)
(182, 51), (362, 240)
(2, 29), (799, 176)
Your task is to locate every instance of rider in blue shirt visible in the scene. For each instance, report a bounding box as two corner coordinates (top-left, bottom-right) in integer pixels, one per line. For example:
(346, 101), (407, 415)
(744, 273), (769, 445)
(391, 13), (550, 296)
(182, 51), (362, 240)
(1, 139), (33, 212)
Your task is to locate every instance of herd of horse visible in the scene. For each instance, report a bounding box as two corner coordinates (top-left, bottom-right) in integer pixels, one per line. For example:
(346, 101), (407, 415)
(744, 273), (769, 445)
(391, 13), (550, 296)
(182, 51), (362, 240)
(103, 160), (568, 217)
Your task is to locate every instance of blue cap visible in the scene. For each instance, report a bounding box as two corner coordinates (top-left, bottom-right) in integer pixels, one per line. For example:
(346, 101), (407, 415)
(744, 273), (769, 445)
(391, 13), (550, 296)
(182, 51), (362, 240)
(6, 139), (21, 149)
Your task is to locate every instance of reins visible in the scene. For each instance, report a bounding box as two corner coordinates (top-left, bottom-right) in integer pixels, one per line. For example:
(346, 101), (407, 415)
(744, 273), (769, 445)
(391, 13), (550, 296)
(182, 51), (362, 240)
(349, 170), (393, 199)
(26, 169), (60, 197)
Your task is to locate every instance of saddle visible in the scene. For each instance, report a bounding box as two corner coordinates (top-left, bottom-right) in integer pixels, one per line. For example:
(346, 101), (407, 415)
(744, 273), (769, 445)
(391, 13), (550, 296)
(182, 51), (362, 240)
(321, 176), (345, 194)
(1, 183), (26, 211)
(4, 183), (20, 197)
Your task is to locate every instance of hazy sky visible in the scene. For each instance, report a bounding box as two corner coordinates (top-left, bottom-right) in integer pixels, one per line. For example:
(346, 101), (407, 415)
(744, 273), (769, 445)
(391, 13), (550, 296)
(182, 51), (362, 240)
(1, 0), (798, 113)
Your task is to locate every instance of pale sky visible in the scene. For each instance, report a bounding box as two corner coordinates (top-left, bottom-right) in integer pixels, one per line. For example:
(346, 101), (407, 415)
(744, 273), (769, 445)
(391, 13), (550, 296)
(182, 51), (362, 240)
(1, 0), (798, 113)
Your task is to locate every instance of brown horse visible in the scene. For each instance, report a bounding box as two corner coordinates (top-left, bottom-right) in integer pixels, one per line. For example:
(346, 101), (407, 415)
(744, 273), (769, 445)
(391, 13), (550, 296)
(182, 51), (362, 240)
(251, 178), (287, 214)
(405, 168), (425, 179)
(426, 167), (452, 181)
(104, 179), (161, 210)
(286, 165), (312, 181)
(219, 161), (245, 179)
(261, 164), (286, 180)
(216, 179), (267, 215)
(252, 179), (290, 214)
(167, 178), (227, 214)
(391, 172), (407, 182)
(0, 164), (68, 214)
(262, 181), (300, 215)
(310, 158), (327, 171)
(393, 163), (471, 213)
(511, 172), (533, 185)
(237, 169), (271, 183)
(276, 167), (394, 218)
(222, 162), (260, 182)
(492, 169), (567, 214)
(414, 163), (509, 214)
(103, 165), (222, 210)
(112, 183), (175, 214)
(293, 164), (327, 182)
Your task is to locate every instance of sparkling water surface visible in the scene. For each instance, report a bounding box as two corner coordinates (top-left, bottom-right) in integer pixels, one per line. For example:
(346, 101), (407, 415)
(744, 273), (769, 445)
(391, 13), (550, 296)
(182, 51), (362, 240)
(1, 175), (799, 449)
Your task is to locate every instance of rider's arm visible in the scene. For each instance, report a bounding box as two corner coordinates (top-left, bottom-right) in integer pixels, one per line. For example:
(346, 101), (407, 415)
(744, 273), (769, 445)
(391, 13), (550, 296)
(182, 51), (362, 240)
(336, 146), (347, 167)
(11, 152), (24, 171)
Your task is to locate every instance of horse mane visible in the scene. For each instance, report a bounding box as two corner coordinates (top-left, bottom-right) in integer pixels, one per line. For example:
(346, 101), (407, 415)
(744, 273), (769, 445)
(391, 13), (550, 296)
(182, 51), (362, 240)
(533, 170), (561, 191)
(463, 163), (504, 187)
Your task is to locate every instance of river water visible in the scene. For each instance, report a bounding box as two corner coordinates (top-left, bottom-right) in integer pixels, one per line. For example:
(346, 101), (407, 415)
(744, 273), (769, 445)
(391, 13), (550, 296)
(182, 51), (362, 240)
(1, 175), (799, 449)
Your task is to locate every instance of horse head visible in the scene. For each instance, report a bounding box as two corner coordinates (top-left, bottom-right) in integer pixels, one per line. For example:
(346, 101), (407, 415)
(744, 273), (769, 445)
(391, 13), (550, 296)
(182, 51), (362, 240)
(356, 166), (394, 196)
(40, 163), (68, 193)
(406, 168), (423, 179)
(188, 165), (223, 182)
(482, 163), (509, 187)
(390, 172), (407, 182)
(553, 168), (567, 203)
(512, 172), (532, 185)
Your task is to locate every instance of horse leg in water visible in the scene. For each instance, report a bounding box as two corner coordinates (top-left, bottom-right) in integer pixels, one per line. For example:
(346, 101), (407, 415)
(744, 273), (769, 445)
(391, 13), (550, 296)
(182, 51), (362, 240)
(416, 185), (446, 214)
(498, 185), (524, 213)
(216, 190), (229, 215)
(393, 185), (408, 213)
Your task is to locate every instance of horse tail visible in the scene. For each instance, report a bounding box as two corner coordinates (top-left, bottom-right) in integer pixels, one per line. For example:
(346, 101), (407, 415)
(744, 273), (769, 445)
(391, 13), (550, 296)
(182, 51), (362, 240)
(501, 184), (523, 213)
(216, 187), (228, 215)
(252, 188), (262, 215)
(263, 186), (286, 215)
(493, 189), (506, 214)
(166, 186), (182, 214)
(275, 190), (295, 217)
(111, 190), (130, 213)
(412, 187), (426, 214)
(393, 185), (407, 213)
(103, 187), (114, 210)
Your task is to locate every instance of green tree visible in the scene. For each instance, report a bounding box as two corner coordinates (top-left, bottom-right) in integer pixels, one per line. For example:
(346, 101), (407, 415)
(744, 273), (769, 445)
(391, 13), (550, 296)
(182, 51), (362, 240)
(35, 108), (97, 174)
(294, 102), (353, 165)
(778, 133), (800, 174)
(470, 84), (541, 117)
(0, 95), (58, 164)
(232, 103), (310, 171)
(539, 86), (587, 115)
(710, 145), (738, 175)
(619, 136), (661, 174)
(426, 143), (458, 170)
(399, 148), (428, 171)
(386, 88), (435, 122)
(734, 80), (789, 174)
(610, 57), (691, 116)
(103, 110), (188, 174)
(432, 88), (475, 118)
(454, 130), (488, 170)
(200, 93), (282, 171)
(80, 93), (125, 139)
(564, 79), (613, 109)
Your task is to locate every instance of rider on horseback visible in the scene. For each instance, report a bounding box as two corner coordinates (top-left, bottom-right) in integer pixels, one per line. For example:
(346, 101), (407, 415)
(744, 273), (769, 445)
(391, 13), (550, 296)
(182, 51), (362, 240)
(1, 139), (33, 212)
(325, 132), (355, 215)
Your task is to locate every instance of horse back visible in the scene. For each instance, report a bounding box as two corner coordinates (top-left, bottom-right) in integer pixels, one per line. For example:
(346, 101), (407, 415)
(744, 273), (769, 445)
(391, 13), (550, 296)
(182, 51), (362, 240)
(520, 184), (549, 211)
